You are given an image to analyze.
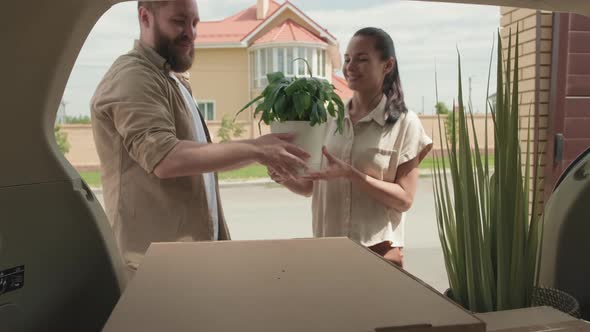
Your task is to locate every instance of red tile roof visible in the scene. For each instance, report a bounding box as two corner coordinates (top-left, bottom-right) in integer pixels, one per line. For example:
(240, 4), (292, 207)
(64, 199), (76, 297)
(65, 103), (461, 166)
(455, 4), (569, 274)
(196, 1), (283, 44)
(253, 19), (327, 45)
(332, 74), (353, 101)
(195, 1), (336, 45)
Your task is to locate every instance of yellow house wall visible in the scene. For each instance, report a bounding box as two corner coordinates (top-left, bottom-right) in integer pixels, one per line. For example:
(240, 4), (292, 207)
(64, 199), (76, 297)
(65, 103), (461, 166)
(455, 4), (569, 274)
(189, 48), (251, 124)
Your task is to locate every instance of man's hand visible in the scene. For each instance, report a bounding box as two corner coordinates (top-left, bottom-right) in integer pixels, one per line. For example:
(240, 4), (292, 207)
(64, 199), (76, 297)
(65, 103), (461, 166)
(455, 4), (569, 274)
(253, 133), (310, 179)
(268, 167), (287, 184)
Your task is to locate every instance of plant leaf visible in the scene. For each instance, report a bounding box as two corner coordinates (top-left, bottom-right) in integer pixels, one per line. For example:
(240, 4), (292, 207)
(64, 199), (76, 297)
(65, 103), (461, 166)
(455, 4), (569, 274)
(267, 71), (285, 84)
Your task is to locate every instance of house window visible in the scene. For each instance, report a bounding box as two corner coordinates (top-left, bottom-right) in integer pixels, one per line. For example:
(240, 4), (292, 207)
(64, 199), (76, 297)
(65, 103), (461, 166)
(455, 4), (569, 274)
(278, 48), (285, 74)
(260, 48), (267, 86)
(197, 101), (215, 121)
(297, 47), (306, 75)
(321, 50), (326, 77)
(314, 49), (323, 76)
(286, 48), (294, 75)
(306, 48), (314, 75)
(250, 50), (255, 87)
(252, 46), (327, 88)
(266, 48), (273, 74)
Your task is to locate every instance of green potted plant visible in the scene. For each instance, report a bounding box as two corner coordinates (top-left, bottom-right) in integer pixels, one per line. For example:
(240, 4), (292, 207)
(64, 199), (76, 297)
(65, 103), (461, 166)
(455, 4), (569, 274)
(432, 31), (579, 315)
(236, 58), (346, 171)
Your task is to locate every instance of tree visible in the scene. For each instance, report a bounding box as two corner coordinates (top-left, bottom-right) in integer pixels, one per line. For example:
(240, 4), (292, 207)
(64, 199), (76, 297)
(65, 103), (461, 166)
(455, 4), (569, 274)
(435, 102), (458, 145)
(445, 108), (459, 146)
(217, 115), (244, 143)
(54, 126), (70, 154)
(65, 114), (91, 124)
(435, 101), (451, 114)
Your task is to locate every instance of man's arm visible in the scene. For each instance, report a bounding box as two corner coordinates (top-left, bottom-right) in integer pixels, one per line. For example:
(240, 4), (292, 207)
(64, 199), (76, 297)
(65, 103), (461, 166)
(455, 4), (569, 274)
(94, 66), (309, 180)
(153, 133), (310, 179)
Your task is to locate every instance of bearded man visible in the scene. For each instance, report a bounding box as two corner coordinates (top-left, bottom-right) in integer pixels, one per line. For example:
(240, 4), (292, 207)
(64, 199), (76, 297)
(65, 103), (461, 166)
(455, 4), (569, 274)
(91, 0), (309, 278)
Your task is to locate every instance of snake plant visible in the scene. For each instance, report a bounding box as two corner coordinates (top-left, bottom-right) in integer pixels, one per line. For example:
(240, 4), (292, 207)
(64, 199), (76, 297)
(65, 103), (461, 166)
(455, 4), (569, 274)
(433, 30), (543, 312)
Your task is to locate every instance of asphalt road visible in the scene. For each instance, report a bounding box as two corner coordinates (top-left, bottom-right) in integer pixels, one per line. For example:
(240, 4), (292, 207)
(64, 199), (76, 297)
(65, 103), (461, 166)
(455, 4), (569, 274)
(95, 177), (448, 292)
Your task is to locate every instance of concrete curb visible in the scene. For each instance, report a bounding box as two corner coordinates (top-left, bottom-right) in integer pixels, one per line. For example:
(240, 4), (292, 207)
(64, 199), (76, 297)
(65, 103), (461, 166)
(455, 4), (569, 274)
(218, 178), (276, 188)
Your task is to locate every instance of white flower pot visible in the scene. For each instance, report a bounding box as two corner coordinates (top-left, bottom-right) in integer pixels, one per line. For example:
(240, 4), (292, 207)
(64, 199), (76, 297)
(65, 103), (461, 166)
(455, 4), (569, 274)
(270, 121), (327, 172)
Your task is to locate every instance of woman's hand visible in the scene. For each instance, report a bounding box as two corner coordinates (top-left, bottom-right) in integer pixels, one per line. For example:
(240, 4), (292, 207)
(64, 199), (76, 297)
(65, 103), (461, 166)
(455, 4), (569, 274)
(304, 146), (421, 212)
(303, 146), (354, 181)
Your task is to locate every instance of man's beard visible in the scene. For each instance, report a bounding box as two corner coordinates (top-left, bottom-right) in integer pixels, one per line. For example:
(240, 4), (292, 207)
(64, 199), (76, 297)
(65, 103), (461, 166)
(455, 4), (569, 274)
(153, 21), (195, 72)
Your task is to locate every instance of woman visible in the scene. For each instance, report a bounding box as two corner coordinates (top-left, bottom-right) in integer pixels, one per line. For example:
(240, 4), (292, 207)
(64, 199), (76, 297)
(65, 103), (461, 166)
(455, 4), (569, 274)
(270, 27), (432, 268)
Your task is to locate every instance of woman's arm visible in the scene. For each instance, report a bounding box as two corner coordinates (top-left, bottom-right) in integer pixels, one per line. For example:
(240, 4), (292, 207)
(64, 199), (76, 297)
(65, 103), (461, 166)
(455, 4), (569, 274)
(349, 157), (420, 212)
(303, 146), (421, 212)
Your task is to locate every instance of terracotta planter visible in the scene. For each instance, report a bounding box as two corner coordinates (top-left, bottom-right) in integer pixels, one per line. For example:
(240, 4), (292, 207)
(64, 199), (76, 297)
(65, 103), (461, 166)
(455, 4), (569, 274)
(443, 287), (581, 317)
(270, 121), (327, 172)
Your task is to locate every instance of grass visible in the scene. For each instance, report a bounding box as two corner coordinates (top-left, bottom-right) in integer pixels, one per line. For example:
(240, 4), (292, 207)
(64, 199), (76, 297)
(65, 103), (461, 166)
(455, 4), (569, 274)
(80, 171), (102, 188)
(218, 164), (268, 180)
(79, 165), (269, 188)
(79, 156), (494, 188)
(420, 154), (494, 170)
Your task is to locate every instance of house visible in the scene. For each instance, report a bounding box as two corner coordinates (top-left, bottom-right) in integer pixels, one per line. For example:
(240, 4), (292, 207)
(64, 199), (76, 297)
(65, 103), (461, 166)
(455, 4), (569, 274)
(190, 0), (353, 141)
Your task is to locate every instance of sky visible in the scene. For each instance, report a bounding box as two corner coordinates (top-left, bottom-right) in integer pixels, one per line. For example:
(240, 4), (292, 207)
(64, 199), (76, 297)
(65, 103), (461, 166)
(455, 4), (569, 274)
(62, 0), (500, 117)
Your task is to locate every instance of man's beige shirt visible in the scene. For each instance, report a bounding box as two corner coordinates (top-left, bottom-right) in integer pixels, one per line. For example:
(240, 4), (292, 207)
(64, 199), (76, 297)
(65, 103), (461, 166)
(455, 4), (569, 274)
(312, 96), (432, 247)
(91, 41), (230, 271)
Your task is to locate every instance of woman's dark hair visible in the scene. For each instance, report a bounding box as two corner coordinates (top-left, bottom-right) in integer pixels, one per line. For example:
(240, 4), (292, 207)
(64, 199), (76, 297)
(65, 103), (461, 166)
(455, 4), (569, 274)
(353, 27), (408, 124)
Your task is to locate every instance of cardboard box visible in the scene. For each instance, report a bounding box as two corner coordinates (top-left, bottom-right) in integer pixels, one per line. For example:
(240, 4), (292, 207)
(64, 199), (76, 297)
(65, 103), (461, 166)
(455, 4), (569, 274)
(103, 238), (485, 332)
(476, 306), (590, 331)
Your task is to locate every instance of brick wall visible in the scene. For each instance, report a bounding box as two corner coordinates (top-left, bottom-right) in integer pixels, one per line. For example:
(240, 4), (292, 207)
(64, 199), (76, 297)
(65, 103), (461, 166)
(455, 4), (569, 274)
(61, 125), (100, 171)
(60, 121), (254, 171)
(500, 7), (553, 212)
(60, 115), (495, 172)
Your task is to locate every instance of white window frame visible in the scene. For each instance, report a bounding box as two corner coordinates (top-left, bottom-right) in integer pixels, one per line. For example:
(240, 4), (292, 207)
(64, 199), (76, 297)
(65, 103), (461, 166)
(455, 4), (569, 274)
(277, 48), (285, 74)
(256, 50), (262, 88)
(197, 100), (216, 121)
(312, 48), (319, 77)
(321, 49), (326, 77)
(286, 47), (294, 76)
(266, 48), (273, 77)
(272, 47), (278, 72)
